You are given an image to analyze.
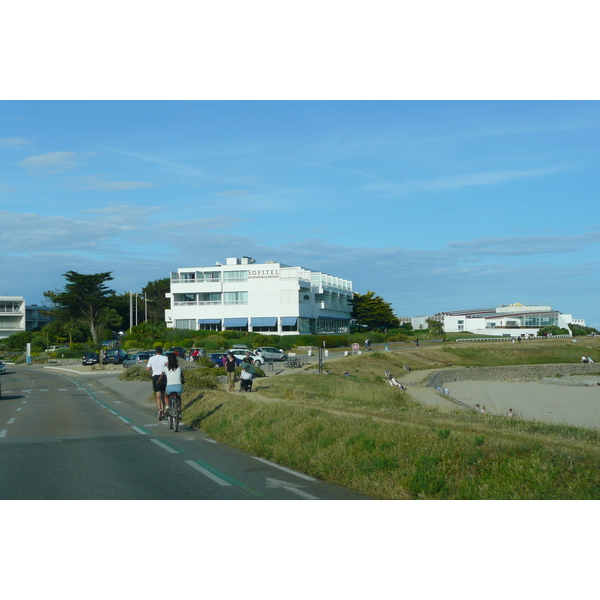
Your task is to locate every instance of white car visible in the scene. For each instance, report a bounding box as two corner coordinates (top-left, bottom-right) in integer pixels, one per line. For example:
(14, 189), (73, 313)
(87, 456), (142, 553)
(255, 347), (288, 362)
(227, 349), (265, 365)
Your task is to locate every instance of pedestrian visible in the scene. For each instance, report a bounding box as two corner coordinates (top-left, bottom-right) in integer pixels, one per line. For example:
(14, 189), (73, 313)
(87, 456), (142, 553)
(416, 338), (419, 347)
(384, 341), (390, 352)
(146, 346), (168, 420)
(225, 351), (237, 392)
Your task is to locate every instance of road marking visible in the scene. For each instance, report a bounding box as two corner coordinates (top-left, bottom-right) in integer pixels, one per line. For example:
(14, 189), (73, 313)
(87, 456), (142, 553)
(7, 418), (16, 425)
(58, 389), (68, 391)
(150, 439), (181, 454)
(185, 460), (262, 496)
(131, 426), (150, 435)
(185, 460), (232, 486)
(21, 401), (27, 404)
(40, 389), (49, 392)
(16, 408), (22, 412)
(109, 410), (119, 415)
(253, 457), (316, 481)
(0, 430), (7, 438)
(266, 477), (320, 500)
(203, 438), (218, 444)
(118, 416), (133, 424)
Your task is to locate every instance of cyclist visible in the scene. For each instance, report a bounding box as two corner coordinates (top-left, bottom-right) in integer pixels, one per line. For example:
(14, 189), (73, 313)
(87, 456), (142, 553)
(158, 352), (185, 419)
(146, 346), (168, 420)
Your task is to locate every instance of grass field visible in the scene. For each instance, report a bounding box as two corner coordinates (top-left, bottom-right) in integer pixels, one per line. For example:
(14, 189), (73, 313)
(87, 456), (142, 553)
(172, 337), (600, 499)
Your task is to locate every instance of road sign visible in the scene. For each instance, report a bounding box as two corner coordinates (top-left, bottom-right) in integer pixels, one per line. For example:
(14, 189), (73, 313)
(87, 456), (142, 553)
(352, 343), (359, 351)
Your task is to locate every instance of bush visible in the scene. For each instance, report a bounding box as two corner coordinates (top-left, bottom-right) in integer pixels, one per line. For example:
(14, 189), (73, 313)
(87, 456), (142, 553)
(316, 335), (348, 348)
(184, 369), (219, 390)
(118, 366), (152, 381)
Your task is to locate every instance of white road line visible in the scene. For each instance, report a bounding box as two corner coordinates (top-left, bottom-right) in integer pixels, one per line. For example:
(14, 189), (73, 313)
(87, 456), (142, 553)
(253, 457), (316, 481)
(21, 401), (27, 404)
(109, 410), (119, 415)
(7, 418), (16, 425)
(0, 430), (7, 438)
(131, 426), (148, 435)
(185, 461), (232, 486)
(118, 416), (132, 424)
(16, 408), (22, 412)
(58, 389), (68, 391)
(203, 438), (218, 444)
(40, 389), (49, 392)
(266, 477), (320, 500)
(150, 439), (179, 454)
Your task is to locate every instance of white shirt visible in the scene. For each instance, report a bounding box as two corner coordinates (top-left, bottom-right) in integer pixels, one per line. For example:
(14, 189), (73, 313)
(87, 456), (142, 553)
(147, 354), (168, 375)
(162, 366), (183, 385)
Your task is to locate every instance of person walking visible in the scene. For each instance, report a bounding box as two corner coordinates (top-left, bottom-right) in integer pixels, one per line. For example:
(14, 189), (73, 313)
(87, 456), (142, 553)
(146, 346), (168, 420)
(384, 341), (390, 352)
(225, 351), (237, 392)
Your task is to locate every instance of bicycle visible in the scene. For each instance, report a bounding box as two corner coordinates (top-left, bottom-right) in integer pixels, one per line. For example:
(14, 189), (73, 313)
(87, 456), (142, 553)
(164, 391), (181, 432)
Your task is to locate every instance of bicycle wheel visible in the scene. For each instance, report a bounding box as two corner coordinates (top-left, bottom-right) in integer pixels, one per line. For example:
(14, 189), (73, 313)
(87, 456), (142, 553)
(174, 401), (180, 432)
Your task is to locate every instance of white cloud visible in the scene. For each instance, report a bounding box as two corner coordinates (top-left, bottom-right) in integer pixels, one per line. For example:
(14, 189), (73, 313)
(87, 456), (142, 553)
(0, 137), (31, 148)
(64, 175), (156, 191)
(19, 151), (79, 174)
(447, 231), (600, 256)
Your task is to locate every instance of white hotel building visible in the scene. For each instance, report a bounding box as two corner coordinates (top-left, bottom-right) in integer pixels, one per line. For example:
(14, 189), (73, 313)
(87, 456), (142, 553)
(165, 257), (353, 335)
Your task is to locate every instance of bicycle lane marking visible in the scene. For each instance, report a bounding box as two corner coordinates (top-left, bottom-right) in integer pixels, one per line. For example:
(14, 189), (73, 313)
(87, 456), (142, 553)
(185, 459), (262, 496)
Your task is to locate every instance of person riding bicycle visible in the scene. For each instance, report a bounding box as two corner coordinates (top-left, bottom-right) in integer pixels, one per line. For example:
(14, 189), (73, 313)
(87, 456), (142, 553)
(146, 346), (168, 420)
(157, 352), (185, 420)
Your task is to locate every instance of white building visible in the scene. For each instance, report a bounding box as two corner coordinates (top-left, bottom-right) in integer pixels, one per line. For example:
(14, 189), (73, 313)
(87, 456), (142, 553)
(165, 257), (353, 336)
(0, 297), (54, 340)
(0, 296), (26, 339)
(433, 303), (578, 337)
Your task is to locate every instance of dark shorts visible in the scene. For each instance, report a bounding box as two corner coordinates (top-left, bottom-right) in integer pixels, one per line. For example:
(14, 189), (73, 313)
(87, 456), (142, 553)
(152, 375), (166, 392)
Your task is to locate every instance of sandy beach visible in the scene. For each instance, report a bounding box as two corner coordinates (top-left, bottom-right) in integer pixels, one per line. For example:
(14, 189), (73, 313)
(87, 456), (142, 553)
(448, 375), (600, 429)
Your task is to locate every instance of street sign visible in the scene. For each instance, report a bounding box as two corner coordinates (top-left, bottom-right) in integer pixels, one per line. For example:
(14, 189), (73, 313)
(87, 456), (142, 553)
(352, 343), (359, 352)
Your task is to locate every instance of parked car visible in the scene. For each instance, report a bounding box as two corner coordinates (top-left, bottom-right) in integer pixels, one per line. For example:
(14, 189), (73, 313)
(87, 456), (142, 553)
(255, 347), (288, 361)
(47, 345), (68, 354)
(168, 346), (186, 359)
(103, 348), (128, 364)
(0, 360), (6, 375)
(123, 351), (153, 368)
(81, 352), (100, 366)
(209, 352), (242, 367)
(227, 349), (265, 364)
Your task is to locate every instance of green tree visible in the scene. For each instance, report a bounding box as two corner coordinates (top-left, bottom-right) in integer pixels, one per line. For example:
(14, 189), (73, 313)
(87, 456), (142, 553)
(351, 291), (400, 330)
(142, 278), (170, 323)
(44, 271), (123, 344)
(425, 318), (444, 339)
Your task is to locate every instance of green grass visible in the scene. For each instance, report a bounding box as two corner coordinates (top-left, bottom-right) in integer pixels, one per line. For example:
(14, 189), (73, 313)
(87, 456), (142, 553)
(140, 336), (600, 499)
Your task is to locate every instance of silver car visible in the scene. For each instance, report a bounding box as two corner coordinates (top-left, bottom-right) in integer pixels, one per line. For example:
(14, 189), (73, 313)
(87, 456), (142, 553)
(123, 352), (153, 368)
(0, 360), (5, 375)
(255, 347), (288, 362)
(227, 349), (265, 365)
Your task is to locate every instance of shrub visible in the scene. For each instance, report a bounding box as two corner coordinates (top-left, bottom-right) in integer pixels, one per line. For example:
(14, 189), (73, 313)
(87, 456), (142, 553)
(184, 369), (219, 390)
(118, 366), (152, 381)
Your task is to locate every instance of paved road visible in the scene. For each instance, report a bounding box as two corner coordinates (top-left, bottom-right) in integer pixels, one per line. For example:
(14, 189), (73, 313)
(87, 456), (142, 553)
(0, 365), (367, 500)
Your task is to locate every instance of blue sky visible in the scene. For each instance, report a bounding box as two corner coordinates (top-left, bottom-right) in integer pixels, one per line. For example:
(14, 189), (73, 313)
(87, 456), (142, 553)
(0, 101), (600, 326)
(2, 100), (599, 326)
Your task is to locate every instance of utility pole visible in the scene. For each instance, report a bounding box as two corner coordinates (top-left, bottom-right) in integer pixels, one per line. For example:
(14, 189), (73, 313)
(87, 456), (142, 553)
(129, 291), (133, 333)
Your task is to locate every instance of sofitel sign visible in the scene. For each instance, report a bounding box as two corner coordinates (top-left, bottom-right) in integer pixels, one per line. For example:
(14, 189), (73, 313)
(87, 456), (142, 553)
(247, 269), (280, 279)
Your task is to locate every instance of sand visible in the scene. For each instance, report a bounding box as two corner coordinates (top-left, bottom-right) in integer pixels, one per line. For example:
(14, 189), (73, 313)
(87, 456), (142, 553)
(448, 376), (600, 429)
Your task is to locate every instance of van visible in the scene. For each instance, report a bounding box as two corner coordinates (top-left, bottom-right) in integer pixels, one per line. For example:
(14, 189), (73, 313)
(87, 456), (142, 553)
(103, 348), (128, 364)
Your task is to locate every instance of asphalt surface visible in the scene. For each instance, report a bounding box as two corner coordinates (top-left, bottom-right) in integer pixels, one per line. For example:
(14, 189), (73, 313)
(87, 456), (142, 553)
(0, 365), (368, 500)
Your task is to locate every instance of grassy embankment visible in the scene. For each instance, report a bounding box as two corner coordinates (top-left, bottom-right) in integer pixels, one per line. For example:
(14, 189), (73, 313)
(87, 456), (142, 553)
(121, 338), (600, 499)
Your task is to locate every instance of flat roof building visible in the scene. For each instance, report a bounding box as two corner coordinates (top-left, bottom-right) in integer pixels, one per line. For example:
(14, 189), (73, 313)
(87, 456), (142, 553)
(431, 303), (579, 336)
(165, 257), (353, 336)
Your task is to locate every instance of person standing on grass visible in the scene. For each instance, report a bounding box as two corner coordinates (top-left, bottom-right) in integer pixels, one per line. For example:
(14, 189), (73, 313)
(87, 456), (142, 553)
(385, 341), (390, 352)
(225, 351), (237, 392)
(146, 346), (168, 420)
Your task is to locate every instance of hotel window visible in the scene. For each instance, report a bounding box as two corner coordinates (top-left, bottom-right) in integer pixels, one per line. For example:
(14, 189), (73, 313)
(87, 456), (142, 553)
(224, 292), (248, 305)
(197, 271), (221, 282)
(223, 270), (247, 282)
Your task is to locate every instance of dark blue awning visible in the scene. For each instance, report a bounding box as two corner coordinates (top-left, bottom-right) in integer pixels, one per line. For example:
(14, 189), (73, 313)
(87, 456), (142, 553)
(223, 318), (248, 327)
(281, 317), (298, 326)
(198, 319), (221, 324)
(251, 317), (277, 327)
